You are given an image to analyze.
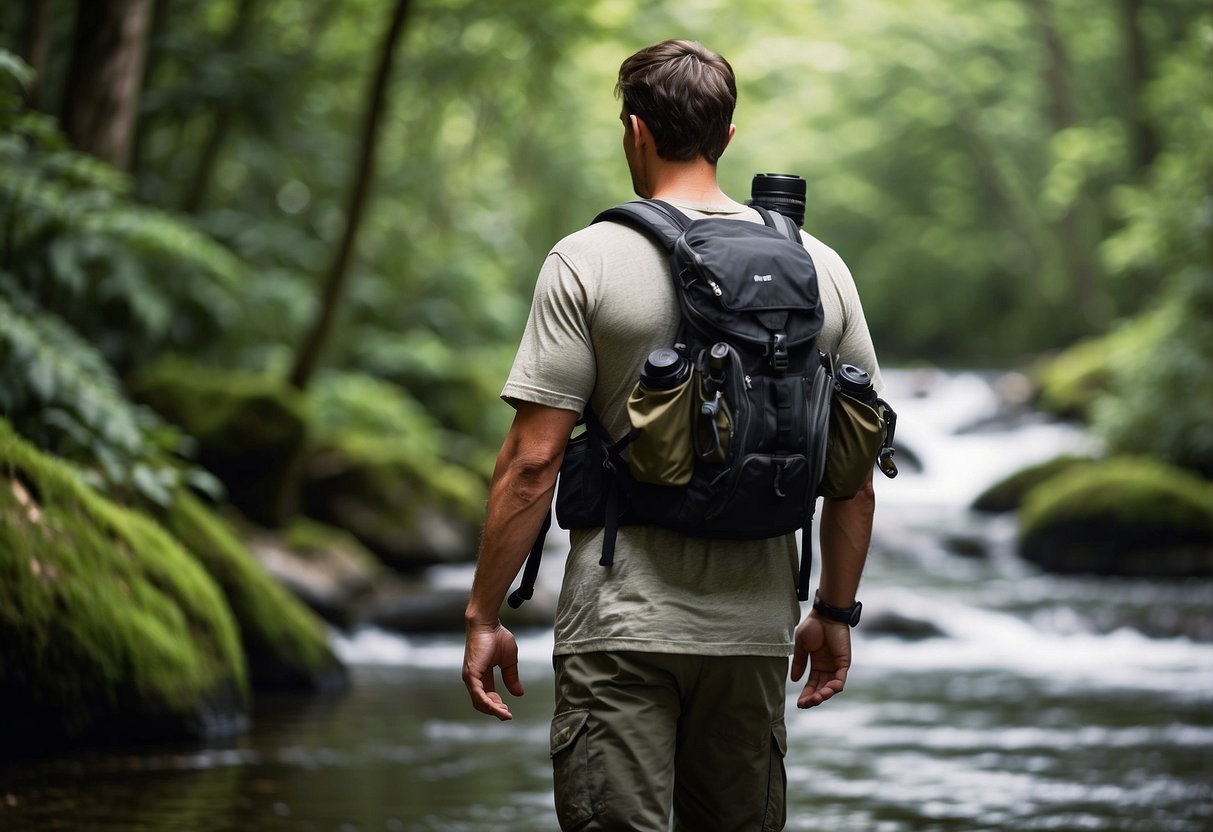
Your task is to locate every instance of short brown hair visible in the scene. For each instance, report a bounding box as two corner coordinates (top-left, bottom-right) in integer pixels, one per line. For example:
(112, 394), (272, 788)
(616, 40), (737, 164)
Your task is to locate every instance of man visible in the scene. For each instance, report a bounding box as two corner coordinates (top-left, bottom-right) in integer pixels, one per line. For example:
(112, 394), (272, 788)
(462, 39), (881, 831)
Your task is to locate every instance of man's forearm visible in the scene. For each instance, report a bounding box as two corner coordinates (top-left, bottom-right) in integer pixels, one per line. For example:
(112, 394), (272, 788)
(465, 456), (560, 624)
(464, 404), (579, 626)
(816, 472), (875, 607)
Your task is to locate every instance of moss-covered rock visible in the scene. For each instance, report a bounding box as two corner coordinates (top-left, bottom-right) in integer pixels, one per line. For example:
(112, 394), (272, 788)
(158, 492), (347, 691)
(0, 420), (249, 751)
(244, 518), (383, 629)
(972, 455), (1095, 514)
(130, 358), (309, 527)
(302, 435), (480, 572)
(1019, 457), (1213, 577)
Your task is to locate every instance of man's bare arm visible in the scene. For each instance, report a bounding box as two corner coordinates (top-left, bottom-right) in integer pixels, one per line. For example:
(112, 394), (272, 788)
(790, 471), (875, 708)
(462, 402), (580, 720)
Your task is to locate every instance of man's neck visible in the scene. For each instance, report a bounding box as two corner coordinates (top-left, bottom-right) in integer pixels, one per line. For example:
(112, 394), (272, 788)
(646, 160), (732, 208)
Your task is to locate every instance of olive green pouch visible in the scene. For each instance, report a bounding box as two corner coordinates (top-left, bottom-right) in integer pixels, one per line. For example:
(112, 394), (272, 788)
(626, 373), (698, 486)
(819, 391), (885, 499)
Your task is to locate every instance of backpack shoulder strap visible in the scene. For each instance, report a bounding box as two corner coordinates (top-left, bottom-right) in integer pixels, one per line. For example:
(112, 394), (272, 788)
(592, 199), (691, 251)
(753, 205), (803, 243)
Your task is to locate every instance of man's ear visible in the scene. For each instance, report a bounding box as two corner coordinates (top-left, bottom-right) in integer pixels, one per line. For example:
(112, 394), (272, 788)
(629, 114), (650, 150)
(722, 123), (737, 152)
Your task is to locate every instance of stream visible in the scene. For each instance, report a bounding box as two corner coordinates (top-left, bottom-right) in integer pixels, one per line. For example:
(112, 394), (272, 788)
(2, 370), (1211, 831)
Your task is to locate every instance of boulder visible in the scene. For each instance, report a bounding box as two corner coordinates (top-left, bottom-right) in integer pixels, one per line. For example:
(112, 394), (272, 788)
(361, 575), (556, 634)
(244, 518), (382, 629)
(863, 611), (946, 641)
(971, 455), (1094, 514)
(1019, 457), (1213, 577)
(131, 359), (309, 527)
(0, 420), (249, 752)
(158, 492), (348, 692)
(301, 440), (479, 572)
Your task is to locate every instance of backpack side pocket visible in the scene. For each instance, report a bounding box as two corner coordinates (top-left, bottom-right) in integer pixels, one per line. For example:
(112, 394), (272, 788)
(555, 431), (612, 529)
(626, 373), (699, 486)
(819, 390), (885, 500)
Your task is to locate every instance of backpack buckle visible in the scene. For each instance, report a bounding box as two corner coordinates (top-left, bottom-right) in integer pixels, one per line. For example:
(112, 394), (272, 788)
(769, 332), (789, 371)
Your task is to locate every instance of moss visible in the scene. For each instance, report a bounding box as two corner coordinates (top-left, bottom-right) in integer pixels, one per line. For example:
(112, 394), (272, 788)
(329, 432), (485, 520)
(282, 516), (382, 572)
(971, 455), (1095, 514)
(158, 491), (347, 691)
(301, 435), (480, 571)
(130, 358), (309, 526)
(1019, 457), (1213, 576)
(1032, 312), (1163, 422)
(0, 419), (248, 749)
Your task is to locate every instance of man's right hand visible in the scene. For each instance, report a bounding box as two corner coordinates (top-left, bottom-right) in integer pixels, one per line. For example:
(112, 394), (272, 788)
(462, 619), (525, 720)
(790, 611), (852, 709)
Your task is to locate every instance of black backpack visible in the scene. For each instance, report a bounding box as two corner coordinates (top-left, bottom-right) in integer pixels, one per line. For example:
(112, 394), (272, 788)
(509, 199), (837, 608)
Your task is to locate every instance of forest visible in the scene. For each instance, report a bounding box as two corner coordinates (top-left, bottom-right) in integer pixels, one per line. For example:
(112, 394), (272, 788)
(1, 0), (1211, 756)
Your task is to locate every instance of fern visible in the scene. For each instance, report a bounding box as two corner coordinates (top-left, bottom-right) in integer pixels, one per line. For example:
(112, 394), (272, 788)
(0, 54), (242, 372)
(0, 277), (220, 505)
(0, 52), (225, 504)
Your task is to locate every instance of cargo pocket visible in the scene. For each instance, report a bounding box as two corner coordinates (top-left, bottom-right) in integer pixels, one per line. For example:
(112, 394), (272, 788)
(762, 718), (788, 832)
(551, 709), (594, 829)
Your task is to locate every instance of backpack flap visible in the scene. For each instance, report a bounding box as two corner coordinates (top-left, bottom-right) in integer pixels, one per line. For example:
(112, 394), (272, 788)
(675, 219), (823, 350)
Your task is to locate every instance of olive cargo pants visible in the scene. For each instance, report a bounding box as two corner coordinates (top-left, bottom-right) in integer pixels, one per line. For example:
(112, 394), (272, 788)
(551, 651), (789, 831)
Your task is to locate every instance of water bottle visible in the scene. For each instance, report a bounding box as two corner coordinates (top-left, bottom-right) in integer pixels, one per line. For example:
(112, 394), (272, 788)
(836, 364), (877, 405)
(640, 348), (691, 390)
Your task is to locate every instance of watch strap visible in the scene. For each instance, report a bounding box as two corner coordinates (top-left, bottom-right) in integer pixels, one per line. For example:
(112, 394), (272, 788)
(812, 590), (862, 627)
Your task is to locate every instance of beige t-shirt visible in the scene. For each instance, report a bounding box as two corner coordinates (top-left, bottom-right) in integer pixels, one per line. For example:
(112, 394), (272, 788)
(503, 196), (882, 657)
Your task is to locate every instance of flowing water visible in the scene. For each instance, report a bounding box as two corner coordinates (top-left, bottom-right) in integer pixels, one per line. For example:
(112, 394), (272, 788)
(2, 370), (1211, 831)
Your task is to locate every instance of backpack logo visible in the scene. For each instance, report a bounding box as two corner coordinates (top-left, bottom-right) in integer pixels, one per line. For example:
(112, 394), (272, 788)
(753, 273), (773, 282)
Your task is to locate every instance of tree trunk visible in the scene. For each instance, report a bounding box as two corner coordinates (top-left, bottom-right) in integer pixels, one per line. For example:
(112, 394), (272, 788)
(1117, 0), (1158, 173)
(19, 0), (53, 109)
(61, 0), (155, 170)
(288, 0), (414, 391)
(180, 0), (259, 213)
(128, 0), (169, 183)
(1025, 0), (1104, 327)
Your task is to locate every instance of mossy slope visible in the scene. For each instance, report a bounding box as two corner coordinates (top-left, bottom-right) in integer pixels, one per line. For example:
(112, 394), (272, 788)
(0, 420), (249, 751)
(159, 492), (347, 691)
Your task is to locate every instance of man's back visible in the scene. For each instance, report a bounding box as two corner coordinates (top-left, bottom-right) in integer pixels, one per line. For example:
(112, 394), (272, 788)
(503, 195), (881, 658)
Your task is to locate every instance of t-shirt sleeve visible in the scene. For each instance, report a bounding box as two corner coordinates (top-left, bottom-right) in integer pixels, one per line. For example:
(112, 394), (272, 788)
(817, 243), (885, 394)
(501, 251), (597, 412)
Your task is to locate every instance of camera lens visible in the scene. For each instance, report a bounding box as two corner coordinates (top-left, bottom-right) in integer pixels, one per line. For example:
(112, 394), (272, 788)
(749, 173), (806, 227)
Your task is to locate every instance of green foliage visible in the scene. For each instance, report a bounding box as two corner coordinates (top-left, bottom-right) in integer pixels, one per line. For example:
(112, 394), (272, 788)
(1090, 17), (1213, 478)
(0, 417), (248, 743)
(0, 54), (241, 372)
(0, 51), (226, 503)
(0, 276), (216, 506)
(1031, 310), (1163, 420)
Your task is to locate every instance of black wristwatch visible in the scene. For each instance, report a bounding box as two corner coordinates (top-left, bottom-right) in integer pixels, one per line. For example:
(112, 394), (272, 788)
(813, 590), (862, 627)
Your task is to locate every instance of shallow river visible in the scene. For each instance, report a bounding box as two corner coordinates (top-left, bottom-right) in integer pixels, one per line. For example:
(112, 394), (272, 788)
(2, 371), (1211, 831)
